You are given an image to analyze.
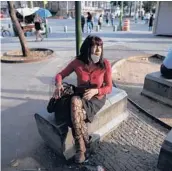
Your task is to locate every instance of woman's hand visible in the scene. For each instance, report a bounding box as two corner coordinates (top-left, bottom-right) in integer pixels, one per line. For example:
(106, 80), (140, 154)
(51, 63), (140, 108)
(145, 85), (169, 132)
(54, 83), (64, 99)
(83, 89), (98, 100)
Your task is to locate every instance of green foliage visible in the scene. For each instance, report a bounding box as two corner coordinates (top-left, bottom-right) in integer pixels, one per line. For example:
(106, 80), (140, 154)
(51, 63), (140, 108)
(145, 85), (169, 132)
(143, 1), (157, 13)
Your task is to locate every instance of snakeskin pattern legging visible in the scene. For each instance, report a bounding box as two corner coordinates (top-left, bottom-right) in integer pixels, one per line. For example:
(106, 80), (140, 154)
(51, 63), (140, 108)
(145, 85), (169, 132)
(71, 96), (89, 150)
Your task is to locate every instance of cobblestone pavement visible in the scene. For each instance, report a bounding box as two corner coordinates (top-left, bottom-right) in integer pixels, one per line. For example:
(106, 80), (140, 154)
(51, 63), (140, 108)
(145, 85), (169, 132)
(87, 107), (169, 171)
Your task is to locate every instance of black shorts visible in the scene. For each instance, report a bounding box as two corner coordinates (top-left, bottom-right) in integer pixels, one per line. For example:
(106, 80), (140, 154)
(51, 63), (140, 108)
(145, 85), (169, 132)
(35, 22), (41, 31)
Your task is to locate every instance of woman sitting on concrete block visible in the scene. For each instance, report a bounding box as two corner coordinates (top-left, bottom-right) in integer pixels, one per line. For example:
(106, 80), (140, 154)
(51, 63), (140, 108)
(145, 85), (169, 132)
(161, 49), (172, 79)
(54, 35), (112, 164)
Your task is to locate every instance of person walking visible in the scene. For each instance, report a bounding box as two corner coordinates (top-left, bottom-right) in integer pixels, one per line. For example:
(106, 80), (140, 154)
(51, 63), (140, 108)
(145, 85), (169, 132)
(81, 14), (85, 33)
(135, 12), (139, 23)
(149, 14), (154, 31)
(110, 13), (115, 26)
(106, 13), (109, 25)
(98, 14), (103, 30)
(34, 14), (44, 41)
(87, 12), (92, 33)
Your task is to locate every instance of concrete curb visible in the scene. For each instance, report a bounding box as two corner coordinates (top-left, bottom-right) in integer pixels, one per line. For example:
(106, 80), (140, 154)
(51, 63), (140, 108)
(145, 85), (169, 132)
(111, 55), (172, 130)
(1, 48), (56, 63)
(111, 54), (151, 74)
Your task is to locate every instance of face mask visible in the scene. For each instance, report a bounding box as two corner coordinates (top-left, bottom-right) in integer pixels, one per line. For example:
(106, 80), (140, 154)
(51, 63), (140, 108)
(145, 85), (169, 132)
(91, 54), (100, 63)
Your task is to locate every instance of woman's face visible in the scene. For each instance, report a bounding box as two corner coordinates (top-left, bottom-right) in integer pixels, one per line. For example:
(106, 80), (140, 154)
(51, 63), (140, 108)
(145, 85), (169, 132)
(91, 44), (102, 57)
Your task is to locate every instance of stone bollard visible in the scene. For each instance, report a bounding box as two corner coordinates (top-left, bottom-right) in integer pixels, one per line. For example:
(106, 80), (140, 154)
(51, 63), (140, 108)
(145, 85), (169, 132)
(113, 25), (117, 32)
(48, 26), (52, 33)
(96, 25), (99, 32)
(64, 26), (67, 33)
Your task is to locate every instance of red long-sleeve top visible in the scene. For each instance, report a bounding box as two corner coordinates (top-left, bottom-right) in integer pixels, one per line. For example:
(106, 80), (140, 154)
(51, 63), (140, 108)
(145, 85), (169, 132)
(55, 58), (112, 99)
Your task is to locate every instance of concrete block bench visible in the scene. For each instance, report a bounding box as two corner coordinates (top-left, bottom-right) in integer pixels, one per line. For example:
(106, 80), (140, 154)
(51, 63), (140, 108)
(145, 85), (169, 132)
(158, 130), (172, 171)
(35, 87), (128, 160)
(141, 71), (172, 107)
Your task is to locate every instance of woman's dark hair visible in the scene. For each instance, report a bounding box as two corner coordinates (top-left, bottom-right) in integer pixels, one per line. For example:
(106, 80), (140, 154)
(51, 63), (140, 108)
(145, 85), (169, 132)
(77, 35), (105, 69)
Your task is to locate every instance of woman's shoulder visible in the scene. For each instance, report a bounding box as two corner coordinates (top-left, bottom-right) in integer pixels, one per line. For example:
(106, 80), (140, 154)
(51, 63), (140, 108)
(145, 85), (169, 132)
(70, 58), (83, 65)
(103, 58), (111, 66)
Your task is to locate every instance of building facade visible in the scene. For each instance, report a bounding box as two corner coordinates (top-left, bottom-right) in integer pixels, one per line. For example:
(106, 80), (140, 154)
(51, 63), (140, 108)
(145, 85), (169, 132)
(1, 1), (111, 18)
(153, 1), (172, 36)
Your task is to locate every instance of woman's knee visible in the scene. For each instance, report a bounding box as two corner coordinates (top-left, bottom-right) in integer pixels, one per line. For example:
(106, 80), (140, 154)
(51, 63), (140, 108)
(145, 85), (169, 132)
(71, 96), (82, 107)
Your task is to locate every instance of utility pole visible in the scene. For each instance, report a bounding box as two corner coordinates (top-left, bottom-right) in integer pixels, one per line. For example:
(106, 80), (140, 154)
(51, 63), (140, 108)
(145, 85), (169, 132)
(134, 1), (137, 19)
(118, 1), (123, 31)
(75, 1), (82, 56)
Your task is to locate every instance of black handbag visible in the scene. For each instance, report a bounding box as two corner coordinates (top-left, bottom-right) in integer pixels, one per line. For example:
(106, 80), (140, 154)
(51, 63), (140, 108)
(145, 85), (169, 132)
(47, 82), (75, 113)
(47, 82), (97, 113)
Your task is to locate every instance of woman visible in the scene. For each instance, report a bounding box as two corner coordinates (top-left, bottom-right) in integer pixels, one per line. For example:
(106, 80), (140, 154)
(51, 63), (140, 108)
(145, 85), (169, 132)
(160, 49), (172, 79)
(34, 14), (43, 41)
(54, 35), (112, 163)
(98, 14), (103, 30)
(87, 12), (92, 33)
(149, 14), (154, 31)
(81, 14), (85, 33)
(106, 13), (109, 25)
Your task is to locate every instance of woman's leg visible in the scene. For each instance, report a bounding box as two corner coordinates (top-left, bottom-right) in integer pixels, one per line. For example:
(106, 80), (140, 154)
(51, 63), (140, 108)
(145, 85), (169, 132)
(71, 96), (89, 163)
(38, 30), (43, 41)
(87, 22), (89, 33)
(89, 22), (92, 32)
(35, 30), (38, 41)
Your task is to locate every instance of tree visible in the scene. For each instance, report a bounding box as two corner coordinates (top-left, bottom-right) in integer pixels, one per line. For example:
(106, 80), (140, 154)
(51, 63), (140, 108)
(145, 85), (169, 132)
(110, 1), (129, 7)
(7, 1), (29, 57)
(129, 2), (133, 16)
(143, 1), (157, 13)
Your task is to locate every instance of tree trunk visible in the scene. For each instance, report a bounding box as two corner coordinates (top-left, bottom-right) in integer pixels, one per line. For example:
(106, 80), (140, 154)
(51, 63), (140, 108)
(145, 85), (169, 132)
(7, 1), (29, 57)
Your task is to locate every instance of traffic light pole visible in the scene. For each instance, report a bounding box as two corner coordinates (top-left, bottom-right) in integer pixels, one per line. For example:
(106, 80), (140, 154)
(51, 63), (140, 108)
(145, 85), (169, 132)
(75, 1), (82, 56)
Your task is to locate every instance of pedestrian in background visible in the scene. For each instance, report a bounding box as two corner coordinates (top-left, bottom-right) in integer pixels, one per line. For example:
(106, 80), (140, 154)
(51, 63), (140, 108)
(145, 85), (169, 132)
(149, 14), (154, 31)
(98, 14), (103, 30)
(110, 13), (115, 26)
(34, 14), (44, 41)
(87, 12), (92, 33)
(81, 14), (85, 33)
(135, 12), (139, 23)
(145, 12), (150, 24)
(106, 13), (109, 25)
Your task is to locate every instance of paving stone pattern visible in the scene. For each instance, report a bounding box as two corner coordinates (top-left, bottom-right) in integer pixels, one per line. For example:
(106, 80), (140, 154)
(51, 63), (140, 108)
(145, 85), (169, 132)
(88, 110), (168, 171)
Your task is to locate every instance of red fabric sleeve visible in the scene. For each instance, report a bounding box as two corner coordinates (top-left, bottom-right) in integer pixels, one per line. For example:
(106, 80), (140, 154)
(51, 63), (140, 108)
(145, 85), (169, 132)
(98, 60), (112, 95)
(55, 59), (75, 84)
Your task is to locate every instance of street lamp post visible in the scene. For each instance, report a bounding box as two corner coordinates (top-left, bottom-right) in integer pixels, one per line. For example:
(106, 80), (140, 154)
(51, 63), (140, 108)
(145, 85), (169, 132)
(75, 1), (82, 56)
(66, 1), (68, 17)
(118, 1), (123, 31)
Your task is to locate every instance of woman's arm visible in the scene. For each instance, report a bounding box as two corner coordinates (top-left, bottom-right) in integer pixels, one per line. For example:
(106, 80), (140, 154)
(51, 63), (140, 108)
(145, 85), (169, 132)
(98, 60), (112, 95)
(55, 60), (75, 85)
